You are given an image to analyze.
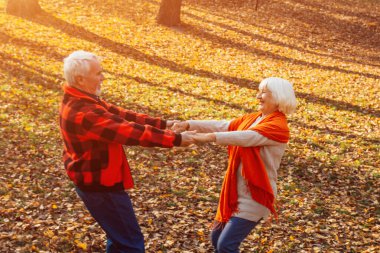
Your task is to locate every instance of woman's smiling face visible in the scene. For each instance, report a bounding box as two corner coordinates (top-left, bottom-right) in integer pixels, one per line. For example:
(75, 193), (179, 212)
(256, 85), (278, 116)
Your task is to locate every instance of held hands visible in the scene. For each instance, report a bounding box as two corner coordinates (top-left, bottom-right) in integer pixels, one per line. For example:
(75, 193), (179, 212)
(172, 121), (189, 133)
(179, 131), (197, 147)
(179, 132), (216, 147)
(171, 120), (216, 146)
(166, 120), (181, 129)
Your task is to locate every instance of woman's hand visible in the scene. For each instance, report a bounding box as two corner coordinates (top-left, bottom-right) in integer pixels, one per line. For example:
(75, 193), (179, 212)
(179, 130), (198, 147)
(193, 133), (216, 144)
(166, 120), (180, 129)
(172, 121), (190, 133)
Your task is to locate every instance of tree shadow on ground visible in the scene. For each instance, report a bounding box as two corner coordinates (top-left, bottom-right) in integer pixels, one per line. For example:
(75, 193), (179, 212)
(0, 31), (65, 62)
(143, 0), (379, 67)
(22, 11), (380, 118)
(178, 22), (380, 117)
(25, 11), (254, 84)
(0, 52), (62, 90)
(277, 0), (380, 49)
(181, 10), (380, 68)
(178, 22), (379, 80)
(291, 0), (380, 24)
(290, 119), (380, 145)
(185, 0), (380, 65)
(104, 70), (253, 113)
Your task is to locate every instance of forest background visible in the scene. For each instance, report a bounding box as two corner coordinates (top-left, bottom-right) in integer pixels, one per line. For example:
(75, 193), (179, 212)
(0, 0), (379, 252)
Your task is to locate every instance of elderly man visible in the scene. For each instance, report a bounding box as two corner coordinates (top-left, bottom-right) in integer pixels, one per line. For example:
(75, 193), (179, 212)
(59, 51), (194, 252)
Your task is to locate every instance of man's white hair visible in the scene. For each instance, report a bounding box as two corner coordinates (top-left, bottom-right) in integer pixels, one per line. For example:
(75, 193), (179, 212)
(63, 50), (98, 85)
(259, 77), (297, 114)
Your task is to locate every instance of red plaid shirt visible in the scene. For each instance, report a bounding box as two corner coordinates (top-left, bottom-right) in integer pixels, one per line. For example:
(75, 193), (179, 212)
(59, 85), (181, 191)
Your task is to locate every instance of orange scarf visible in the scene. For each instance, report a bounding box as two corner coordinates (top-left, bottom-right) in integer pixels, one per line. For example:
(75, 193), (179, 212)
(215, 111), (289, 223)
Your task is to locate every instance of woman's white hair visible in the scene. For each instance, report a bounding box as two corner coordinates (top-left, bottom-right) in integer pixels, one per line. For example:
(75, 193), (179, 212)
(259, 77), (297, 114)
(63, 50), (98, 85)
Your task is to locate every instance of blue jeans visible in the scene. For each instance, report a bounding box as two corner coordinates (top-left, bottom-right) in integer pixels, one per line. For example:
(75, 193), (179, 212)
(75, 188), (145, 253)
(211, 217), (259, 253)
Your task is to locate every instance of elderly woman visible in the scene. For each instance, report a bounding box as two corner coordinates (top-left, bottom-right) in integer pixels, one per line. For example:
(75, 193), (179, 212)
(173, 77), (297, 253)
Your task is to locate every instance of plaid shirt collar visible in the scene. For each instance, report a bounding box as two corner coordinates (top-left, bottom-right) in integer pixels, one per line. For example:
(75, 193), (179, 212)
(63, 84), (100, 103)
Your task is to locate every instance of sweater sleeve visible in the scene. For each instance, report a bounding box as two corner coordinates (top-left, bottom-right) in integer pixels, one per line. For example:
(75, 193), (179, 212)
(103, 101), (166, 129)
(81, 106), (181, 147)
(188, 120), (230, 133)
(215, 130), (281, 147)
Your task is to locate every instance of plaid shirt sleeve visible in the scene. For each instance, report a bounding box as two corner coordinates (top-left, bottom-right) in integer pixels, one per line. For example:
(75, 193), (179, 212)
(80, 105), (181, 147)
(101, 100), (166, 129)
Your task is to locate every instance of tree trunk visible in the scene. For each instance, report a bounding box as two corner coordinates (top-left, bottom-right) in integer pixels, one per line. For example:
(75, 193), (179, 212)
(157, 0), (182, 26)
(6, 0), (42, 17)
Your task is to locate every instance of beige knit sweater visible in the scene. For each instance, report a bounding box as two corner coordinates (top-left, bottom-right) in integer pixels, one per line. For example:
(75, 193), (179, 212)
(188, 118), (287, 222)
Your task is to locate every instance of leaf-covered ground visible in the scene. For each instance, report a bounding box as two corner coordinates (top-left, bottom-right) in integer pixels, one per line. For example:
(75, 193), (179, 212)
(0, 0), (379, 252)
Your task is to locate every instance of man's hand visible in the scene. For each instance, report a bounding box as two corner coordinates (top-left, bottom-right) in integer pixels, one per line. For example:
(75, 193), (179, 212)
(166, 120), (180, 129)
(180, 131), (197, 147)
(172, 121), (189, 133)
(193, 133), (216, 144)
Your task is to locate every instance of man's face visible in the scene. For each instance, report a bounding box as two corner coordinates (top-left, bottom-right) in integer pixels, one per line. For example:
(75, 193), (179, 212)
(79, 59), (104, 96)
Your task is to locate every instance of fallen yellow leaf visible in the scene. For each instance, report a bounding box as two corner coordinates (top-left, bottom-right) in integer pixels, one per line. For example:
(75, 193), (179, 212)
(75, 240), (87, 250)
